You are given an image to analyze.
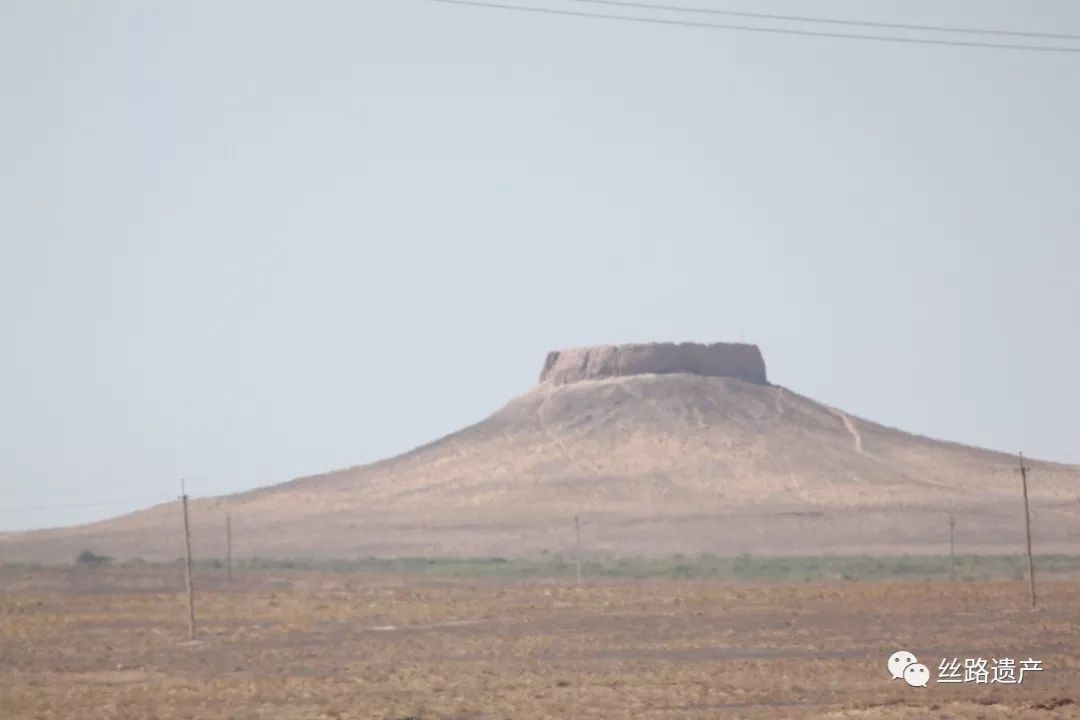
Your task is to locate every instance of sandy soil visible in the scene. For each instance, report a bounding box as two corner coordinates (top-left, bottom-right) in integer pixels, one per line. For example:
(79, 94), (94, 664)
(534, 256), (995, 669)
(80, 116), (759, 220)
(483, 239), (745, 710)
(1, 568), (1078, 719)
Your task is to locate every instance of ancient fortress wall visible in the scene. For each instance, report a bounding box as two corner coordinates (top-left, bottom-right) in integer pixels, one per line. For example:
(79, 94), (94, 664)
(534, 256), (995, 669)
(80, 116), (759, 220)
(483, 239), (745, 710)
(539, 342), (769, 386)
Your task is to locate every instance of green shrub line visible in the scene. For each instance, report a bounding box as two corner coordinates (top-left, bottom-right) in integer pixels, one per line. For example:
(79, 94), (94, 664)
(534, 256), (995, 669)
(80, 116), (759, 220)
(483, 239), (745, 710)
(15, 552), (1075, 583)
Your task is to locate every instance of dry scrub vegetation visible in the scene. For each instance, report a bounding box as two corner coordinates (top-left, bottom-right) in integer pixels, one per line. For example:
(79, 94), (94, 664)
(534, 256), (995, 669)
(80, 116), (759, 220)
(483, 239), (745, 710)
(1, 567), (1078, 719)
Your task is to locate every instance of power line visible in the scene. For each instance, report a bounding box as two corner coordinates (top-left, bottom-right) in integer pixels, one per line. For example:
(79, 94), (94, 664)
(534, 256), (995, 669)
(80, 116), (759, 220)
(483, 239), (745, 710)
(0, 476), (214, 513)
(571, 0), (1080, 42)
(426, 0), (1080, 53)
(0, 496), (175, 512)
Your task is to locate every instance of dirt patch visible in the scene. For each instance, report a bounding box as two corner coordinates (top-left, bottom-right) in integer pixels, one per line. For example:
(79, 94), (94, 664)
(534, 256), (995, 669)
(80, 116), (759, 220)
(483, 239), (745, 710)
(2, 569), (1079, 719)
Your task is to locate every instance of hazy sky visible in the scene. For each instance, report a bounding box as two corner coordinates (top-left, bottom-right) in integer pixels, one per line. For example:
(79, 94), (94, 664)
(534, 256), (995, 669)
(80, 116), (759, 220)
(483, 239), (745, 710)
(3, 1), (1078, 531)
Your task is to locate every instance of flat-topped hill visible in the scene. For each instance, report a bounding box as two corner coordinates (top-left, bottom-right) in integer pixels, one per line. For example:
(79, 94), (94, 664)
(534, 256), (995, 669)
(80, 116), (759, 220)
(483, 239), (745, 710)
(2, 343), (1078, 563)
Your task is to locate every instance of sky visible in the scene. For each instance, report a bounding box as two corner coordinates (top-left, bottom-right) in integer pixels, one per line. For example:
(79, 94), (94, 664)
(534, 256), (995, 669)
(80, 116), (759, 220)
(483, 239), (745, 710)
(2, 0), (1078, 531)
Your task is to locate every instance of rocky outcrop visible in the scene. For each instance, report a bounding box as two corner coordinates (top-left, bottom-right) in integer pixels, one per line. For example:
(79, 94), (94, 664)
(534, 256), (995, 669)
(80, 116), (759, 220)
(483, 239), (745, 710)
(539, 342), (768, 386)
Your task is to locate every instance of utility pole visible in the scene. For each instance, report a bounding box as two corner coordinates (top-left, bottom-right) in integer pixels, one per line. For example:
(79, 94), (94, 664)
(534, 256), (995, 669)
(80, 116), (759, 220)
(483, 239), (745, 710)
(1019, 453), (1037, 610)
(574, 515), (582, 588)
(948, 511), (956, 582)
(226, 513), (233, 584)
(181, 479), (196, 640)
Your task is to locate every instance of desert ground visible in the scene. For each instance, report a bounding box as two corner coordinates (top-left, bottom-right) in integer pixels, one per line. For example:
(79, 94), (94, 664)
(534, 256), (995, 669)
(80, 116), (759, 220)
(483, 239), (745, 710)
(2, 566), (1078, 719)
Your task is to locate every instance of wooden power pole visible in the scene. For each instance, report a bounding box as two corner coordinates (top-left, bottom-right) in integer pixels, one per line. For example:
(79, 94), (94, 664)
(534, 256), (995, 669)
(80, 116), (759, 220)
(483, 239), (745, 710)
(574, 515), (582, 588)
(1019, 453), (1037, 610)
(181, 479), (196, 640)
(226, 513), (233, 584)
(948, 511), (956, 582)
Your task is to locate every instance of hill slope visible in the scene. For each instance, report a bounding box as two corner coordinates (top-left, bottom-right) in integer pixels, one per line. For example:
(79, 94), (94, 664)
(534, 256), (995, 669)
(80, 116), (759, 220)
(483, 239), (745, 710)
(3, 343), (1078, 563)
